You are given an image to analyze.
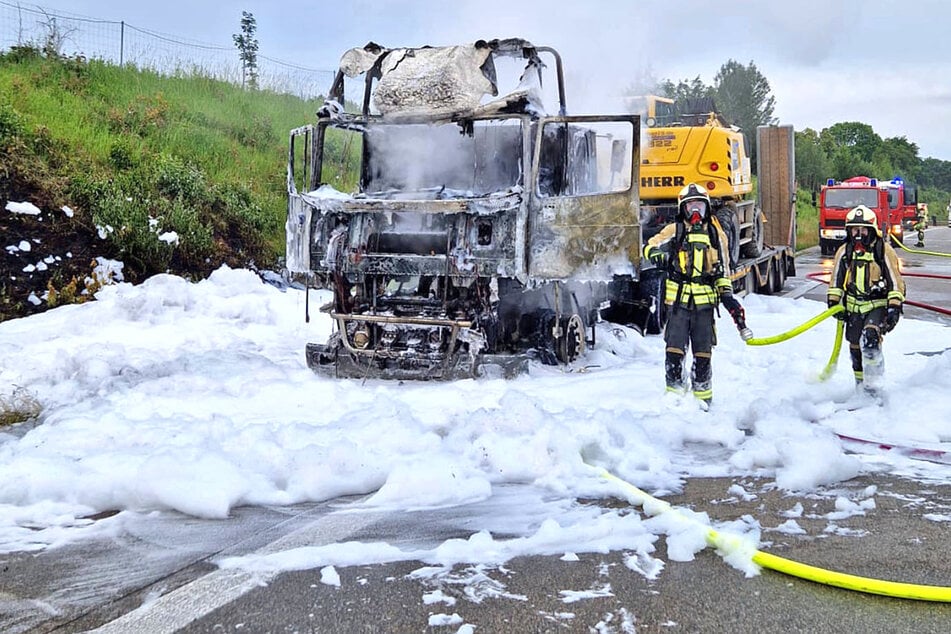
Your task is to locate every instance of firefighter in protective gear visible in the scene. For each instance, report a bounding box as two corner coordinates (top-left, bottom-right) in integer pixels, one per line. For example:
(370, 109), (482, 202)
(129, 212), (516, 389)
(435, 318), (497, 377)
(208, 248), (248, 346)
(913, 205), (927, 247)
(643, 183), (753, 406)
(827, 205), (905, 393)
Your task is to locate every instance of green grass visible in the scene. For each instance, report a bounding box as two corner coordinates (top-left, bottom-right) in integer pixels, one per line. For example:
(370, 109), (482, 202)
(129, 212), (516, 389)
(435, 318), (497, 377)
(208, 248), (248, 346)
(0, 47), (323, 274)
(795, 188), (819, 251)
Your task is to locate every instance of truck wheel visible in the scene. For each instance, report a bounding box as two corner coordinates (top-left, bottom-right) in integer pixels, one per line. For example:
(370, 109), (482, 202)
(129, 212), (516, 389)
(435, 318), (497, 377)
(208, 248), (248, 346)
(740, 210), (764, 258)
(555, 314), (587, 363)
(772, 258), (786, 294)
(637, 268), (667, 335)
(758, 260), (775, 295)
(716, 209), (740, 268)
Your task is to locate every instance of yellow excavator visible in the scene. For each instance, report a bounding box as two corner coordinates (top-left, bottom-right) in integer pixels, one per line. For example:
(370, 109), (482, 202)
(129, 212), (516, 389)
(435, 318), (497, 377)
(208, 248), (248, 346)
(630, 95), (763, 265)
(622, 94), (795, 334)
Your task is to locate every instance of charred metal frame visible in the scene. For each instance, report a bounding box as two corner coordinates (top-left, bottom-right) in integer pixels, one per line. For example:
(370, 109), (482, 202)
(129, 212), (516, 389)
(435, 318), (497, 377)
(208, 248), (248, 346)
(287, 40), (651, 380)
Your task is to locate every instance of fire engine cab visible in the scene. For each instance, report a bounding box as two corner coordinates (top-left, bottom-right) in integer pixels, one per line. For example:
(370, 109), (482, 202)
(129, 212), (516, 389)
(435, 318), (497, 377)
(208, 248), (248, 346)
(818, 176), (904, 256)
(878, 177), (919, 231)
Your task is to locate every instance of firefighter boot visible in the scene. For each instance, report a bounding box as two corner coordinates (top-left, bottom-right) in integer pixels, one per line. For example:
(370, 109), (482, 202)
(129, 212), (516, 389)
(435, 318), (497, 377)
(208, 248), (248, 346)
(691, 353), (713, 408)
(665, 350), (687, 395)
(860, 327), (884, 399)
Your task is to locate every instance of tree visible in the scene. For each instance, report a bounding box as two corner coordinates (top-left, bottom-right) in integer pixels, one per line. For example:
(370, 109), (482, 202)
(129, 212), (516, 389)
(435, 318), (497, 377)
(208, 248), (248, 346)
(918, 157), (951, 190)
(794, 128), (831, 192)
(713, 60), (776, 170)
(826, 147), (875, 182)
(657, 76), (713, 102)
(819, 122), (882, 163)
(233, 11), (259, 90)
(876, 136), (920, 180)
(37, 9), (77, 58)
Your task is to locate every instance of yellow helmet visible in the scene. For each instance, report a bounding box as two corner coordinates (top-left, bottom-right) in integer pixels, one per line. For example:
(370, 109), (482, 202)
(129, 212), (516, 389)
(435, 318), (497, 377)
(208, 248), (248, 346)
(677, 183), (711, 224)
(845, 205), (881, 236)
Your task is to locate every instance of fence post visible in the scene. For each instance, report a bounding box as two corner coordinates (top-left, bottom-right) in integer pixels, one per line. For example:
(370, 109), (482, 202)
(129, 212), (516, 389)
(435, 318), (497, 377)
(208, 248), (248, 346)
(120, 21), (124, 66)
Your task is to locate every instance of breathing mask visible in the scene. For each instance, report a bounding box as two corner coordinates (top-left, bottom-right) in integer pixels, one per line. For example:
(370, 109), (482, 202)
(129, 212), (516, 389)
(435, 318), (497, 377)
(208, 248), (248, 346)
(685, 200), (707, 227)
(849, 226), (872, 251)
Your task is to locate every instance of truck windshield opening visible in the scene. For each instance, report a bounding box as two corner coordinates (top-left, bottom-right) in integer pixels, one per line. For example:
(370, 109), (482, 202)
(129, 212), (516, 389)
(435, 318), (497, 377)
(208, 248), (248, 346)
(824, 188), (879, 209)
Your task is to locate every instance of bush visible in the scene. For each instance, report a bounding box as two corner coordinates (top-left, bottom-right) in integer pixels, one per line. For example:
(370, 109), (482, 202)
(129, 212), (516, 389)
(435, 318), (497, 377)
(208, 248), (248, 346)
(234, 113), (274, 149)
(153, 153), (208, 205)
(216, 182), (271, 232)
(106, 94), (169, 137)
(0, 386), (42, 427)
(0, 45), (43, 64)
(108, 140), (137, 171)
(162, 196), (215, 271)
(29, 124), (68, 168)
(0, 101), (25, 146)
(91, 185), (174, 274)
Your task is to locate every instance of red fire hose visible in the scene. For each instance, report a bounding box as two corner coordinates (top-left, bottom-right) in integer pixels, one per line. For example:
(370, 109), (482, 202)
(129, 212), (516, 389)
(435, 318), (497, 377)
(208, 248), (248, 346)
(805, 271), (951, 317)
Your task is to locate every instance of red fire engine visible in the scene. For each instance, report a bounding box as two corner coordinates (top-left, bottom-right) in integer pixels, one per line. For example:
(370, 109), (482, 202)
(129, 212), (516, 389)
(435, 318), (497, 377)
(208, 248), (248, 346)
(818, 176), (905, 256)
(878, 177), (919, 230)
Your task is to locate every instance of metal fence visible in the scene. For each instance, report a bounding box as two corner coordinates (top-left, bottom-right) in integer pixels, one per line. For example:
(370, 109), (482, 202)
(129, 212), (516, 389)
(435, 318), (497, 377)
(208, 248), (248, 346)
(0, 1), (335, 98)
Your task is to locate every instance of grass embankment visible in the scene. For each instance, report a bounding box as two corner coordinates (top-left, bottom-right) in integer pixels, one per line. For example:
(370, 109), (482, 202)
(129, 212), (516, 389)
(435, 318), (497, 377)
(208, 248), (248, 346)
(795, 188), (818, 251)
(0, 47), (322, 320)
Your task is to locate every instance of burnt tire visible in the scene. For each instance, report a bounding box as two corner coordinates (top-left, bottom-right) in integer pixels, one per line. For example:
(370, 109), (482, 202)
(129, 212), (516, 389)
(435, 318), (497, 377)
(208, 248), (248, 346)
(639, 268), (667, 335)
(716, 209), (740, 268)
(555, 314), (587, 364)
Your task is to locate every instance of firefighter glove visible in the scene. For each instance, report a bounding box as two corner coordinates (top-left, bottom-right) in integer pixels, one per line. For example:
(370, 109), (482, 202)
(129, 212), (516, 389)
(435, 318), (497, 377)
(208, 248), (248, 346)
(647, 246), (669, 267)
(721, 294), (753, 340)
(721, 293), (744, 321)
(882, 304), (902, 333)
(828, 297), (845, 320)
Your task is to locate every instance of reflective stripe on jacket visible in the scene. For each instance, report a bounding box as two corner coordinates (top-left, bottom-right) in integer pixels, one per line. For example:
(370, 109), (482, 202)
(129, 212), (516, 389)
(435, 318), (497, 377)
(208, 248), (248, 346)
(645, 221), (732, 308)
(827, 241), (905, 314)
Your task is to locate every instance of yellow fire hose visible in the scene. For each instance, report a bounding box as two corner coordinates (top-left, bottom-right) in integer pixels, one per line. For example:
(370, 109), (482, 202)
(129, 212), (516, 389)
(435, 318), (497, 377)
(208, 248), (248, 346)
(890, 233), (951, 258)
(598, 469), (951, 602)
(745, 305), (843, 346)
(817, 318), (844, 381)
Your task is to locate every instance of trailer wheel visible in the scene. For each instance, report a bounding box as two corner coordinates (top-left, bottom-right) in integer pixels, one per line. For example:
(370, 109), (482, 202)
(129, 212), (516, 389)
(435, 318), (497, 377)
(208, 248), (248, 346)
(716, 209), (740, 268)
(758, 260), (775, 295)
(555, 314), (587, 363)
(772, 257), (786, 294)
(740, 210), (764, 258)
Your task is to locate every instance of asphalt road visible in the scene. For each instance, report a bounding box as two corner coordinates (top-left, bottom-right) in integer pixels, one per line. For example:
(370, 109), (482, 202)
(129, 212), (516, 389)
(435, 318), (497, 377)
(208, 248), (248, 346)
(180, 474), (951, 634)
(3, 473), (948, 634)
(3, 233), (951, 634)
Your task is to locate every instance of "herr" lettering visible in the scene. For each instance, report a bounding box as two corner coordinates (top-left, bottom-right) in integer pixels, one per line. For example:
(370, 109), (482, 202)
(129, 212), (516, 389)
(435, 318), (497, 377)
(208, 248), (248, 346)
(640, 176), (685, 188)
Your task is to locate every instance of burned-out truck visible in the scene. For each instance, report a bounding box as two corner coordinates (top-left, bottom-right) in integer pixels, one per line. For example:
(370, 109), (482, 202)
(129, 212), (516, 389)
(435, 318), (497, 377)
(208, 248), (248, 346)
(285, 38), (652, 379)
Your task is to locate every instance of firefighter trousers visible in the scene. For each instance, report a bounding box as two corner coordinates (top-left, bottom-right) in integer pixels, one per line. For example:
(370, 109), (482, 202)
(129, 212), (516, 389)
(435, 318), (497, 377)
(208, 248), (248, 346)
(664, 305), (715, 400)
(845, 307), (887, 384)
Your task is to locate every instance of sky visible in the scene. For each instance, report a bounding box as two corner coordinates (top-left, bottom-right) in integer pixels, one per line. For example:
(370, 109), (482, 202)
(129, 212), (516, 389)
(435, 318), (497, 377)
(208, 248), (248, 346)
(2, 211), (951, 617)
(16, 0), (951, 161)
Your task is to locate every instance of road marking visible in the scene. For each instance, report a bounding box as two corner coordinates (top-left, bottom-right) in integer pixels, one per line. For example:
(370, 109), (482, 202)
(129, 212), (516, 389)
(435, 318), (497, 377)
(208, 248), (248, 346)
(782, 279), (825, 300)
(89, 510), (377, 633)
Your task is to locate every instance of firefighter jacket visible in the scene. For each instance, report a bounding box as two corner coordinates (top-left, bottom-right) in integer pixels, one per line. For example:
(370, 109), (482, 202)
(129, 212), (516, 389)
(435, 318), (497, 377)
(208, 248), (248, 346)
(827, 240), (905, 314)
(643, 219), (733, 308)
